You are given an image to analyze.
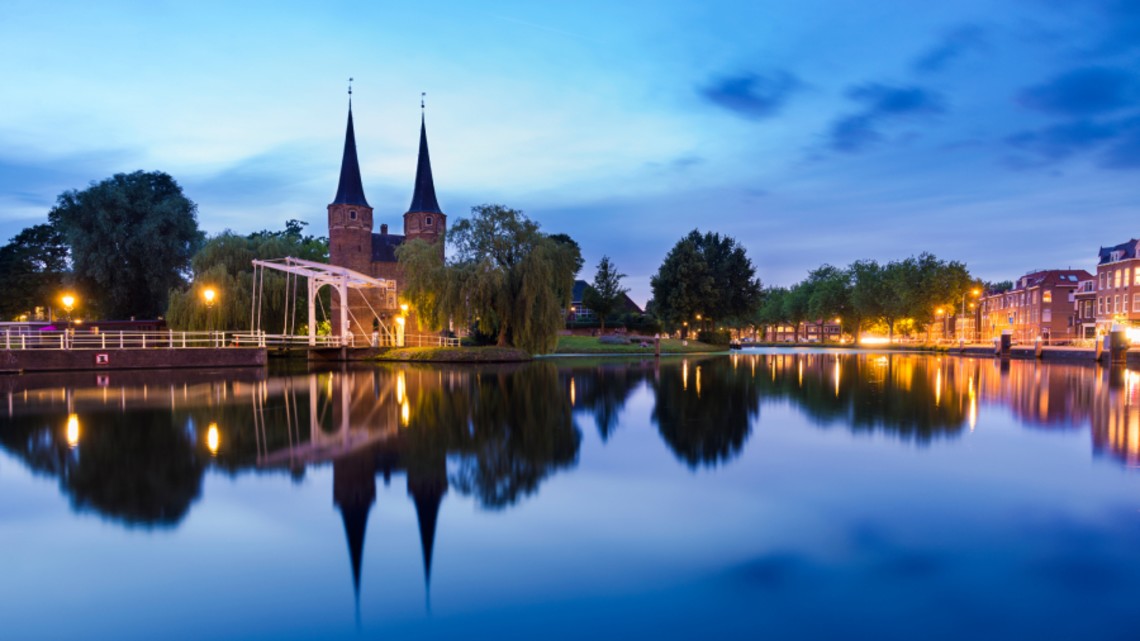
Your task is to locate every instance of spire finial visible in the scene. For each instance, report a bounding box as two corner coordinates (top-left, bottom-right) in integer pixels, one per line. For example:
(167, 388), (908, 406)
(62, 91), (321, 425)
(349, 77), (354, 96)
(421, 92), (426, 111)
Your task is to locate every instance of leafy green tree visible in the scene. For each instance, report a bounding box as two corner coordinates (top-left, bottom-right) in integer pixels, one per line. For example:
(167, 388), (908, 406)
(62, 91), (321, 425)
(397, 204), (581, 354)
(165, 221), (328, 331)
(650, 229), (761, 333)
(805, 264), (851, 341)
(783, 281), (811, 342)
(754, 286), (788, 340)
(0, 224), (69, 320)
(49, 171), (203, 319)
(582, 255), (628, 333)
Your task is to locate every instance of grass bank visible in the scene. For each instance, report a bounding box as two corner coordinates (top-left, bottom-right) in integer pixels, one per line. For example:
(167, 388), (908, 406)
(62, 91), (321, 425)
(377, 346), (532, 362)
(554, 335), (725, 355)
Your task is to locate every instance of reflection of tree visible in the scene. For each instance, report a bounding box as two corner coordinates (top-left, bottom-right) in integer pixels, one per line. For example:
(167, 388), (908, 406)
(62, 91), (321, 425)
(563, 360), (652, 441)
(0, 409), (204, 528)
(651, 358), (760, 469)
(753, 353), (969, 442)
(437, 362), (581, 509)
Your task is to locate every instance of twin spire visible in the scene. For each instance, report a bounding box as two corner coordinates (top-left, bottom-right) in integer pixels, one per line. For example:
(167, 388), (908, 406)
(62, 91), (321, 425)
(331, 85), (441, 215)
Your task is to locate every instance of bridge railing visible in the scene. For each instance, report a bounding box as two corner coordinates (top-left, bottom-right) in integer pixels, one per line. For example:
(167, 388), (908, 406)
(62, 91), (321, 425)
(2, 329), (461, 350)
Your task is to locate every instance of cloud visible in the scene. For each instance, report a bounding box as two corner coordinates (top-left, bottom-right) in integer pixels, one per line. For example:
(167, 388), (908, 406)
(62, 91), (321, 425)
(913, 24), (987, 73)
(699, 70), (802, 120)
(1018, 66), (1140, 116)
(1006, 114), (1140, 169)
(828, 84), (945, 152)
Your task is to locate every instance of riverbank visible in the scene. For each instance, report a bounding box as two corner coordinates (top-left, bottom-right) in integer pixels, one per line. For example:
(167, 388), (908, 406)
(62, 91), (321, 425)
(553, 335), (725, 355)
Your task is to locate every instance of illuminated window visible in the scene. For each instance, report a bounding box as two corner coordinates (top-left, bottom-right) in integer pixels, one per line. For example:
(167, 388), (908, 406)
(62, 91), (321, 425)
(1115, 295), (1120, 313)
(1043, 290), (1052, 303)
(1117, 269), (1123, 288)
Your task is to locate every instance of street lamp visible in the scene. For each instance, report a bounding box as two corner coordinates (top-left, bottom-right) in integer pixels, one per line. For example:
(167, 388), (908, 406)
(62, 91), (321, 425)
(61, 293), (76, 323)
(202, 287), (217, 338)
(959, 288), (981, 342)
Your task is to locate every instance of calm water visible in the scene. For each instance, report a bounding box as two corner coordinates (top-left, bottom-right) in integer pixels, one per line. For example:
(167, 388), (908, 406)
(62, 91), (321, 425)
(3, 350), (1140, 640)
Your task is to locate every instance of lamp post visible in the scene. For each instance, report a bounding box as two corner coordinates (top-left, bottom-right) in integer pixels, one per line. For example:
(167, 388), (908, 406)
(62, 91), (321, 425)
(202, 287), (217, 342)
(61, 294), (76, 324)
(936, 307), (945, 342)
(959, 288), (981, 342)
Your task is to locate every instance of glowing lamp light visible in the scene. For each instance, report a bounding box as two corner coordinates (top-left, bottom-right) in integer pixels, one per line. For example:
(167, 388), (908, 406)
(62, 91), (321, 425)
(206, 422), (220, 455)
(61, 294), (76, 312)
(202, 287), (217, 308)
(66, 414), (80, 448)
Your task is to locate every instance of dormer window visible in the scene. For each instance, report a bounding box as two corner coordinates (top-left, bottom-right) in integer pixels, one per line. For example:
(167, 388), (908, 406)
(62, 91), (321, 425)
(349, 210), (357, 220)
(425, 216), (433, 226)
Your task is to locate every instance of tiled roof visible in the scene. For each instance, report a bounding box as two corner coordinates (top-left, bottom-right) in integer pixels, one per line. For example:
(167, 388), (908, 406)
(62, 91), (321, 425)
(372, 232), (405, 263)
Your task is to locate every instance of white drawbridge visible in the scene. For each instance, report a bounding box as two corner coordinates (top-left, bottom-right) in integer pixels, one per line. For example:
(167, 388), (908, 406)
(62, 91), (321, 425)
(250, 256), (400, 346)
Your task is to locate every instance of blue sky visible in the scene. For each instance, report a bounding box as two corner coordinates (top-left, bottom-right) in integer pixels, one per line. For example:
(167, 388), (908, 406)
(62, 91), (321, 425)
(2, 0), (1138, 305)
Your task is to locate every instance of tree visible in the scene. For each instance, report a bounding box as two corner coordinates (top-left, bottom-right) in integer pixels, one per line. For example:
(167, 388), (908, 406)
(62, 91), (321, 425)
(754, 286), (788, 340)
(804, 264), (851, 342)
(165, 221), (328, 332)
(397, 204), (581, 354)
(582, 255), (628, 333)
(650, 229), (762, 332)
(0, 224), (69, 320)
(49, 171), (203, 319)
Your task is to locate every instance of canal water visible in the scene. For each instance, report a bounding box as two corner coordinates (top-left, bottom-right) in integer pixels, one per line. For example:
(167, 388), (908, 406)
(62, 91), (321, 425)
(3, 350), (1140, 640)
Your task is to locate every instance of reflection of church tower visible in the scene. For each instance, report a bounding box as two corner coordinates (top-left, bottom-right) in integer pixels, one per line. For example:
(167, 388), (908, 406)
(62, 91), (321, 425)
(408, 469), (447, 590)
(333, 449), (376, 609)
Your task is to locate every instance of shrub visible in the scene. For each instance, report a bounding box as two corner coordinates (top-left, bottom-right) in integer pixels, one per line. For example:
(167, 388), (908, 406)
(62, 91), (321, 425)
(697, 329), (732, 345)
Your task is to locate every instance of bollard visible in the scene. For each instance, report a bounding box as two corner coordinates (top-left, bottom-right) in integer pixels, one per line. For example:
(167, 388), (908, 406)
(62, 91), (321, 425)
(1109, 326), (1129, 364)
(1034, 337), (1043, 359)
(999, 331), (1012, 358)
(654, 333), (661, 358)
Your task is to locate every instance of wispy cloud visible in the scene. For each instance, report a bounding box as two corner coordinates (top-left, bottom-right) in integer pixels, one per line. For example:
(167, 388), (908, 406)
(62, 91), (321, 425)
(699, 70), (802, 120)
(913, 24), (987, 74)
(1006, 114), (1140, 169)
(828, 84), (945, 152)
(1018, 66), (1140, 116)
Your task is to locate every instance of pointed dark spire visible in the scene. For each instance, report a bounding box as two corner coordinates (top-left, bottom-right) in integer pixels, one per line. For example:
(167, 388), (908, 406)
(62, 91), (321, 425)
(332, 101), (370, 207)
(406, 110), (443, 215)
(409, 476), (446, 589)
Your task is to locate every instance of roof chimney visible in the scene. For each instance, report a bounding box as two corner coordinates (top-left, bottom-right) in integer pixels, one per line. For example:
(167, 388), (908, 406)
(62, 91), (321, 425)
(381, 224), (388, 235)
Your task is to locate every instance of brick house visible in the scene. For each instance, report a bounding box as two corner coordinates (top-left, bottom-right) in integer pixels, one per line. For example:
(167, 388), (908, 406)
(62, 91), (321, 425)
(1094, 239), (1140, 335)
(1074, 278), (1097, 339)
(978, 269), (1091, 343)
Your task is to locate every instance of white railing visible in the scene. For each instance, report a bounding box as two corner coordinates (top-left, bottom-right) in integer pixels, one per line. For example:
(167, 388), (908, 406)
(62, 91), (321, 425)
(1, 329), (461, 350)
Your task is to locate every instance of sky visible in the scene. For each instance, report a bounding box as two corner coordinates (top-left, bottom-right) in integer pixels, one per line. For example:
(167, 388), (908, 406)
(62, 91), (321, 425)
(1, 0), (1139, 306)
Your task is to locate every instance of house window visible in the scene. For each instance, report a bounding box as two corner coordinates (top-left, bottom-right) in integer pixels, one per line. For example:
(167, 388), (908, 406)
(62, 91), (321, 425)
(1134, 294), (1140, 312)
(425, 216), (433, 226)
(1115, 295), (1120, 313)
(1100, 272), (1106, 290)
(1098, 297), (1104, 314)
(1043, 290), (1052, 303)
(1043, 308), (1052, 323)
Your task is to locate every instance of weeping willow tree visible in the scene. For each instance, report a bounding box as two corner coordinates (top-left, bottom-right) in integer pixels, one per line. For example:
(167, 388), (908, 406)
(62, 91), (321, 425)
(397, 204), (581, 354)
(165, 221), (328, 332)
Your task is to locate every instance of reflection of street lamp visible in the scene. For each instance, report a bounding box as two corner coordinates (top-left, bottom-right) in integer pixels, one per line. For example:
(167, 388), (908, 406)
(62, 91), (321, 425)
(206, 422), (220, 456)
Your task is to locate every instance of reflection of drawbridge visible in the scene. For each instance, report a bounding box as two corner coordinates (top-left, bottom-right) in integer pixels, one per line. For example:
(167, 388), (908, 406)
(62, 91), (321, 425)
(251, 369), (444, 613)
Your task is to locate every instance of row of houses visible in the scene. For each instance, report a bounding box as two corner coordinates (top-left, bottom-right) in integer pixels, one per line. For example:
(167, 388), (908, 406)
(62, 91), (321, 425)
(967, 238), (1140, 344)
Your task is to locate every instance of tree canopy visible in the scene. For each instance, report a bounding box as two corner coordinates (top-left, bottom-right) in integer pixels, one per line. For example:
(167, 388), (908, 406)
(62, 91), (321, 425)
(582, 255), (628, 333)
(0, 224), (69, 320)
(397, 204), (581, 354)
(49, 171), (203, 319)
(165, 221), (328, 332)
(649, 229), (762, 331)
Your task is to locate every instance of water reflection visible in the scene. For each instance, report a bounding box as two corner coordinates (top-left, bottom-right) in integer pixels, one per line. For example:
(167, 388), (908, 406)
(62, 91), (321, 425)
(6, 352), (1140, 616)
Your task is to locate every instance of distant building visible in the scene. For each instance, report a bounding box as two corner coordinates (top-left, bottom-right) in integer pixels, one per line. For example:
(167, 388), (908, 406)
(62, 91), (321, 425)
(327, 98), (446, 343)
(1094, 238), (1140, 335)
(978, 268), (1091, 342)
(1074, 278), (1097, 339)
(566, 280), (642, 324)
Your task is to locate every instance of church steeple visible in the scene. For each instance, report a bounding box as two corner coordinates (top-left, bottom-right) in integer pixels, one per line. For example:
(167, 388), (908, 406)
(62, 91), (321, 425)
(332, 105), (370, 207)
(406, 114), (442, 215)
